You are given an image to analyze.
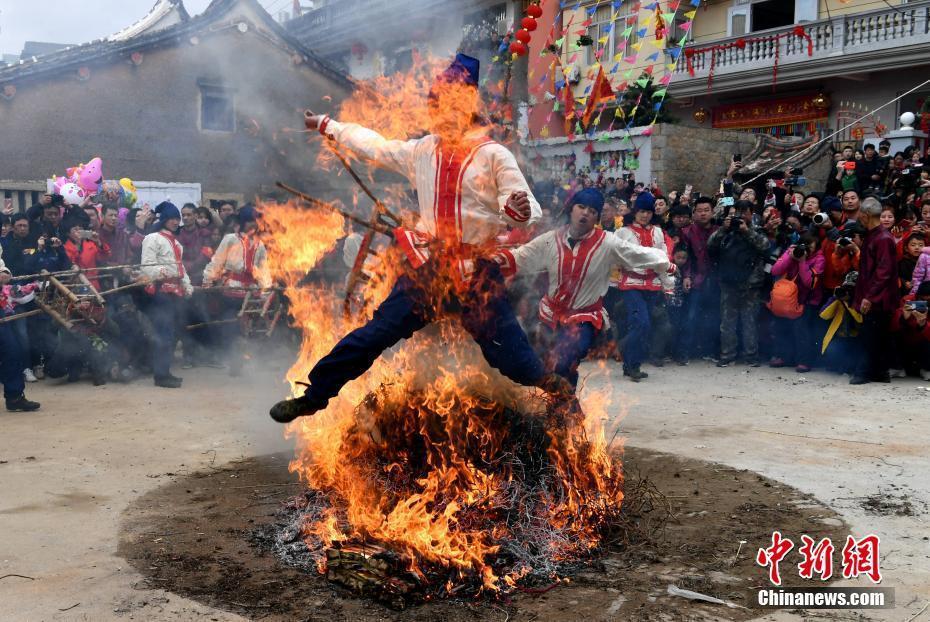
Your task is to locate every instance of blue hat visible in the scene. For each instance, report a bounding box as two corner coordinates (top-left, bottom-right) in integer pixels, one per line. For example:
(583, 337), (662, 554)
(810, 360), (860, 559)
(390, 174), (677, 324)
(154, 201), (181, 224)
(634, 191), (656, 213)
(439, 53), (480, 88)
(822, 196), (842, 212)
(237, 204), (259, 225)
(571, 188), (605, 216)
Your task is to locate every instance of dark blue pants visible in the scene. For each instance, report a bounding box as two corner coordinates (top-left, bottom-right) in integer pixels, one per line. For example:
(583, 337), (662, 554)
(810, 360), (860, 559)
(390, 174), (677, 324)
(147, 293), (182, 378)
(0, 317), (26, 399)
(546, 322), (596, 388)
(685, 281), (721, 359)
(620, 290), (661, 372)
(306, 270), (546, 402)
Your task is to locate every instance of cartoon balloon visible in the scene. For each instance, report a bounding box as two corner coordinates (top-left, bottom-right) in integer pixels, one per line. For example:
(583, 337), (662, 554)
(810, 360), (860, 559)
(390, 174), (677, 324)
(66, 157), (104, 195)
(118, 177), (137, 208)
(59, 182), (86, 206)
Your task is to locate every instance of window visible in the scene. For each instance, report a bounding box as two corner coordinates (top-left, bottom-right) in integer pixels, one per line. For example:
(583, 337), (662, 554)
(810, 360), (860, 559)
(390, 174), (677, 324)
(729, 0), (818, 35)
(751, 0), (794, 32)
(586, 4), (638, 66)
(200, 84), (235, 132)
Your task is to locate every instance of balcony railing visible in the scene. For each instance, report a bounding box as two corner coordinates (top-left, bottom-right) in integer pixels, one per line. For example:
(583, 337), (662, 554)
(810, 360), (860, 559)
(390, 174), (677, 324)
(672, 1), (930, 94)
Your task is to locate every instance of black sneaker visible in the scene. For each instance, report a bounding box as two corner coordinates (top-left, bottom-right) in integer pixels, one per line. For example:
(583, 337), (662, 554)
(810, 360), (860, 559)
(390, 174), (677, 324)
(6, 395), (40, 412)
(623, 368), (648, 382)
(716, 359), (734, 368)
(849, 375), (870, 385)
(154, 374), (183, 388)
(270, 393), (329, 423)
(744, 357), (761, 368)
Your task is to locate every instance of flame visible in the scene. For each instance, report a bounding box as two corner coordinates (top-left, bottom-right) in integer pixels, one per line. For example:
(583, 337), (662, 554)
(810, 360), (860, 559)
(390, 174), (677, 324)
(260, 55), (626, 593)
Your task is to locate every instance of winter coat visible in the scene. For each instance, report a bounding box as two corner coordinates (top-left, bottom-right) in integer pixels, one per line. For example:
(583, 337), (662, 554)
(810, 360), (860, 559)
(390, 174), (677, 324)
(772, 248), (826, 307)
(707, 223), (770, 289)
(910, 246), (930, 295)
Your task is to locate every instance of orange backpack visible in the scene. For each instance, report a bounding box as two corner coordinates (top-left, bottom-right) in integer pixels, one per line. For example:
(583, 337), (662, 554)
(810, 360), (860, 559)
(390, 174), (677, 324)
(767, 275), (804, 319)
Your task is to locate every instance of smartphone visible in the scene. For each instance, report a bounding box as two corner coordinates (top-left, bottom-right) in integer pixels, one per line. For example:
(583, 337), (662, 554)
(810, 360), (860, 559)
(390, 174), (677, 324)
(78, 230), (95, 240)
(844, 161), (857, 171)
(733, 154), (742, 163)
(907, 300), (929, 313)
(720, 197), (735, 207)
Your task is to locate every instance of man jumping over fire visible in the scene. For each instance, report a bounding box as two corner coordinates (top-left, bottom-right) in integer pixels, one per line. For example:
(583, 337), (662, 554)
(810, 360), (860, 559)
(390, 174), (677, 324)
(494, 188), (674, 388)
(270, 53), (572, 423)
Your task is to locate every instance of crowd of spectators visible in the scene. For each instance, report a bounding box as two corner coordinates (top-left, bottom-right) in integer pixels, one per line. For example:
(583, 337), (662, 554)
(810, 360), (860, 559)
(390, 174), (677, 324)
(1, 193), (269, 410)
(2, 140), (929, 412)
(515, 140), (930, 385)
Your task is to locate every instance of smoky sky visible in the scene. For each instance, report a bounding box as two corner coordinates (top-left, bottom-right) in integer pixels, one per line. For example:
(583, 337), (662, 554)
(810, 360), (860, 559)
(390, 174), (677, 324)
(0, 0), (291, 57)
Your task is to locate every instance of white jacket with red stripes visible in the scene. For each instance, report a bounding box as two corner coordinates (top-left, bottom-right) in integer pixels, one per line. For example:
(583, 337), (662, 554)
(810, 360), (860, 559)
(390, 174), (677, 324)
(318, 117), (540, 248)
(498, 227), (672, 330)
(615, 224), (672, 291)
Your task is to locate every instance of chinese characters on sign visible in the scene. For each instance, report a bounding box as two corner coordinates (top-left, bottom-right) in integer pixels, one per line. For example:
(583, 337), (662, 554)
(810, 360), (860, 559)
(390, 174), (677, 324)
(757, 533), (882, 586)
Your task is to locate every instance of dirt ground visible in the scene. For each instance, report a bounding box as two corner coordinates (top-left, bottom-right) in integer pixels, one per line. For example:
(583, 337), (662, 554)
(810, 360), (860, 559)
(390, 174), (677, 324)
(116, 448), (849, 621)
(1, 355), (928, 621)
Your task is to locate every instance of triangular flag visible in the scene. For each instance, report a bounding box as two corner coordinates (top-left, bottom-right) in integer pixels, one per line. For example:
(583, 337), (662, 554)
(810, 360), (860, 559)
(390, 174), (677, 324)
(636, 77), (650, 88)
(621, 26), (633, 38)
(598, 35), (610, 44)
(652, 88), (667, 98)
(684, 9), (697, 18)
(644, 1), (658, 9)
(636, 27), (648, 38)
(659, 74), (673, 85)
(646, 52), (659, 62)
(662, 12), (676, 24)
(679, 21), (692, 31)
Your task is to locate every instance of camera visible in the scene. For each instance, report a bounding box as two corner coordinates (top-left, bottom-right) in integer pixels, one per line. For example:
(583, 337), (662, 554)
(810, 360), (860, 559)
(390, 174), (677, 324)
(785, 176), (807, 187)
(838, 236), (853, 247)
(792, 244), (808, 259)
(812, 212), (830, 227)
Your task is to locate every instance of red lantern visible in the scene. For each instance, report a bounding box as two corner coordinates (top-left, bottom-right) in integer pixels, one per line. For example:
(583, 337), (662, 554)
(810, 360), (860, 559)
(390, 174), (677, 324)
(521, 16), (538, 32)
(526, 3), (543, 18)
(515, 29), (532, 44)
(509, 41), (528, 56)
(735, 38), (746, 49)
(793, 25), (805, 37)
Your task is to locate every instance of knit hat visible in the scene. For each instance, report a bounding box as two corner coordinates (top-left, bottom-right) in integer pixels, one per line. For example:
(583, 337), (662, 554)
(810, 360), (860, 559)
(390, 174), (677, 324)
(438, 53), (480, 88)
(237, 204), (259, 226)
(570, 188), (605, 216)
(823, 196), (842, 213)
(634, 191), (656, 213)
(154, 201), (181, 224)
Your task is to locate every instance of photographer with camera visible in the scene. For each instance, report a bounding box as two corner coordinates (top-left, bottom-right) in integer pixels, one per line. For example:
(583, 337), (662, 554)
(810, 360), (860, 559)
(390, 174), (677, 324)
(850, 197), (900, 384)
(855, 143), (885, 195)
(707, 200), (769, 367)
(62, 216), (110, 291)
(890, 282), (930, 380)
(770, 233), (826, 372)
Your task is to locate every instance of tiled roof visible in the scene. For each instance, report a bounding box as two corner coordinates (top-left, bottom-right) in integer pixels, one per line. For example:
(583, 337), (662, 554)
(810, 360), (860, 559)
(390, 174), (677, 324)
(0, 0), (352, 88)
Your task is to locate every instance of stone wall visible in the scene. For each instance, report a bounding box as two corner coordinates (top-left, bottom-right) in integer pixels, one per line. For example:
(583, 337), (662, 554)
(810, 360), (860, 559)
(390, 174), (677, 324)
(650, 124), (758, 196)
(0, 14), (352, 203)
(651, 124), (834, 197)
